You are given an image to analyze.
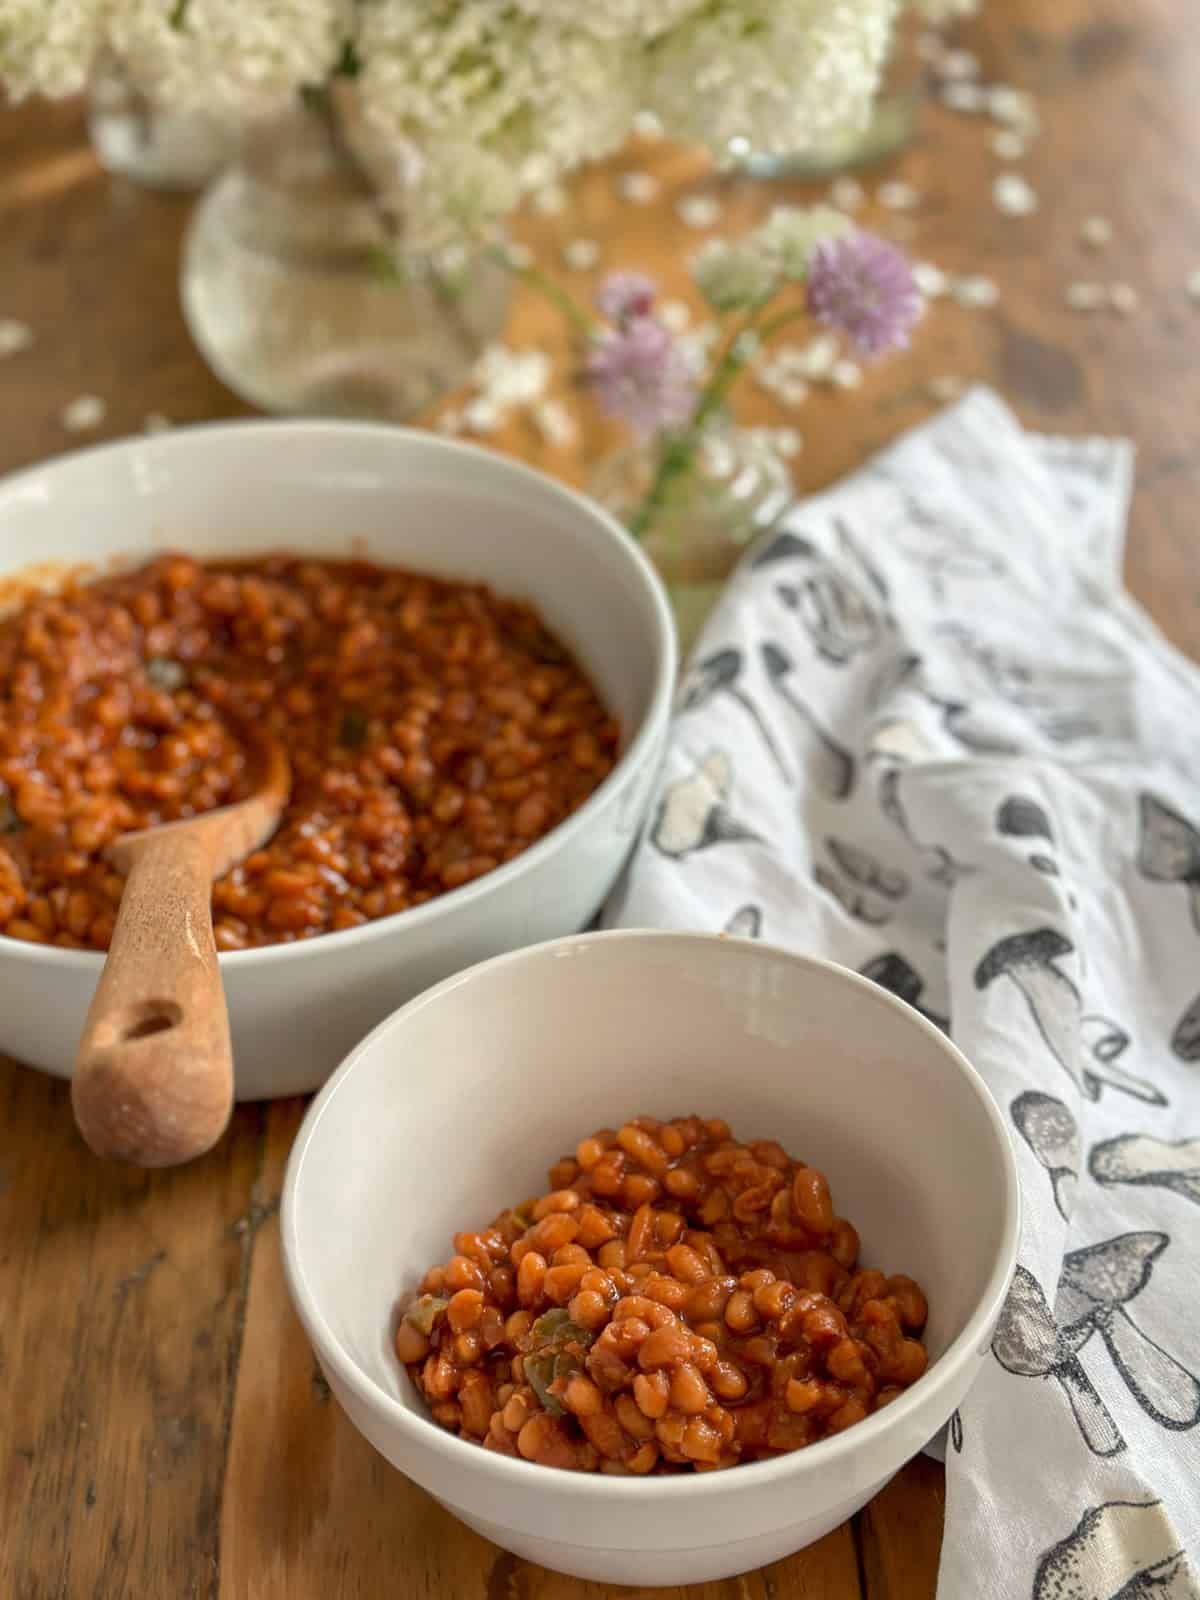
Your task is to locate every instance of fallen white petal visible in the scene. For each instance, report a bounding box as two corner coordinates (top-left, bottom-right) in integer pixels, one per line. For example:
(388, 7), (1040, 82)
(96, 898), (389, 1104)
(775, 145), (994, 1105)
(797, 334), (840, 379)
(676, 194), (723, 229)
(61, 394), (106, 432)
(830, 176), (864, 212)
(658, 299), (691, 333)
(1080, 215), (1113, 248)
(941, 82), (986, 114)
(831, 359), (862, 389)
(462, 396), (501, 434)
(953, 275), (999, 308)
(0, 318), (34, 358)
(913, 262), (950, 299)
(989, 129), (1028, 160)
(772, 426), (803, 456)
(878, 180), (920, 211)
(142, 412), (171, 434)
(988, 85), (1039, 130)
(1064, 281), (1106, 311)
(940, 49), (980, 80)
(1108, 282), (1139, 315)
(993, 173), (1038, 216)
(617, 171), (659, 205)
(562, 238), (601, 272)
(532, 398), (577, 447)
(927, 375), (967, 403)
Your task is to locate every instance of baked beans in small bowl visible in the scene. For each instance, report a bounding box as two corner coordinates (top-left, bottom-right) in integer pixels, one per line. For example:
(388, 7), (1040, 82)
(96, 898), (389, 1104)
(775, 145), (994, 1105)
(0, 424), (675, 1098)
(282, 930), (1020, 1588)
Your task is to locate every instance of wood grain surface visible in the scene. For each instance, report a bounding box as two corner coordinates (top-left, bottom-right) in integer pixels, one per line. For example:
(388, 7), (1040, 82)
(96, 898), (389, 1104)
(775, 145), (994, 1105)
(1, 2), (1197, 1596)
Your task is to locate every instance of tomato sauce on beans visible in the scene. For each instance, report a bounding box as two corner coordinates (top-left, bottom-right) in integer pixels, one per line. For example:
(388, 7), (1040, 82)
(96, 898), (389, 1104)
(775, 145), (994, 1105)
(0, 554), (618, 950)
(396, 1116), (930, 1474)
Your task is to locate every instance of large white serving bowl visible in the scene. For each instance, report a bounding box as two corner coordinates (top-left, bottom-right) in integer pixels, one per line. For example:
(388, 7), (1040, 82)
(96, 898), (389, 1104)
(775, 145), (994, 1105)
(0, 424), (675, 1098)
(282, 929), (1020, 1589)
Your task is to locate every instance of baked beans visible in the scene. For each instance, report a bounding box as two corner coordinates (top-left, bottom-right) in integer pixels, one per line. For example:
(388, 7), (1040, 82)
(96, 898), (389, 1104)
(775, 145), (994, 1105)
(396, 1116), (929, 1474)
(0, 554), (618, 950)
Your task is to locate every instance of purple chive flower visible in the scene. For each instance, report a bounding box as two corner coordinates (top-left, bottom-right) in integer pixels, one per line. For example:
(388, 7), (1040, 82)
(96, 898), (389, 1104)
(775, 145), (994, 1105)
(595, 270), (658, 325)
(587, 317), (696, 438)
(806, 232), (921, 359)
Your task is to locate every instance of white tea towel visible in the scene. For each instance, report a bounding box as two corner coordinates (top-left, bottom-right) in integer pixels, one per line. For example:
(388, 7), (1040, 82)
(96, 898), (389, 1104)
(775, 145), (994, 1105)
(603, 389), (1200, 1598)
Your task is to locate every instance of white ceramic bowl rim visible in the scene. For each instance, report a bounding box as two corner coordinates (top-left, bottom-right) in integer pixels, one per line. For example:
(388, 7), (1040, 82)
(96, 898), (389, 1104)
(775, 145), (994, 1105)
(282, 929), (1021, 1503)
(0, 420), (677, 974)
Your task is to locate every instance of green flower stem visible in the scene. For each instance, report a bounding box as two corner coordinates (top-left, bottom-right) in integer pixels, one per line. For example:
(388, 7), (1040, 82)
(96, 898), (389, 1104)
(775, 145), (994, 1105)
(486, 246), (596, 340)
(626, 293), (784, 543)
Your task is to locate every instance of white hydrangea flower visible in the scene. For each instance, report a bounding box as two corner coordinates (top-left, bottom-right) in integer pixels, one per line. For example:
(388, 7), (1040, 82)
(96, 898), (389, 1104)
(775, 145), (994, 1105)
(512, 0), (706, 40)
(911, 0), (978, 20)
(691, 238), (776, 311)
(753, 204), (854, 279)
(356, 3), (641, 243)
(0, 0), (107, 100)
(649, 0), (898, 158)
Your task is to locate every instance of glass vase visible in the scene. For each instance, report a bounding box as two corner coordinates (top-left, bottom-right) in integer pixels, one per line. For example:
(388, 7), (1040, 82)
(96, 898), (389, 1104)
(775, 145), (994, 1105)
(179, 97), (511, 421)
(87, 64), (236, 191)
(734, 11), (925, 180)
(590, 420), (793, 656)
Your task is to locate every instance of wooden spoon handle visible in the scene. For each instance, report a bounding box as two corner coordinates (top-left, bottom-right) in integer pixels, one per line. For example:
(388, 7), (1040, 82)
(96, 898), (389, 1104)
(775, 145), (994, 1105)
(72, 833), (234, 1167)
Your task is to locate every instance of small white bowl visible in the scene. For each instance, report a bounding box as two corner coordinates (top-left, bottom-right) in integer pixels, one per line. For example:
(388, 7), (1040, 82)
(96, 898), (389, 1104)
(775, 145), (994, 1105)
(282, 930), (1020, 1588)
(0, 423), (675, 1097)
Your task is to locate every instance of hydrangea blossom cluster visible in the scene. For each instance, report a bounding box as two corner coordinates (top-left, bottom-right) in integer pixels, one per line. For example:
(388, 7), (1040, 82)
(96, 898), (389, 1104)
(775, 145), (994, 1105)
(1, 0), (899, 240)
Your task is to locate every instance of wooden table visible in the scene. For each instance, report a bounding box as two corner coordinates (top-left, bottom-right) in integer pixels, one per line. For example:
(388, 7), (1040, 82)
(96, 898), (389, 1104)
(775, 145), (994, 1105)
(2, 3), (1197, 1595)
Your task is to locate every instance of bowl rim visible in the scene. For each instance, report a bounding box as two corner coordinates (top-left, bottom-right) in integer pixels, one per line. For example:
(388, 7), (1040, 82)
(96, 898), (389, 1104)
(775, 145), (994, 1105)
(281, 927), (1021, 1501)
(0, 419), (677, 971)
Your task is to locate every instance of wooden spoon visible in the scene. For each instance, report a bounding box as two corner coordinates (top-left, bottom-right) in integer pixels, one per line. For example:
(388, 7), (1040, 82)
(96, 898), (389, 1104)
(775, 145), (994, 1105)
(72, 737), (291, 1168)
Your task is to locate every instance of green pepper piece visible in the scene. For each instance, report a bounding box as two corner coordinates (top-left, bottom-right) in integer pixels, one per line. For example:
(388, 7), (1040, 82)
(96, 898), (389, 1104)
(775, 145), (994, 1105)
(145, 657), (187, 692)
(524, 1348), (566, 1417)
(531, 1308), (572, 1342)
(404, 1294), (449, 1337)
(0, 793), (21, 835)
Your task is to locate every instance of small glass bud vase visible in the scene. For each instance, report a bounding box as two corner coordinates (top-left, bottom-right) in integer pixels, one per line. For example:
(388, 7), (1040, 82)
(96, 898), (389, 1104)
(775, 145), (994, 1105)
(590, 417), (793, 656)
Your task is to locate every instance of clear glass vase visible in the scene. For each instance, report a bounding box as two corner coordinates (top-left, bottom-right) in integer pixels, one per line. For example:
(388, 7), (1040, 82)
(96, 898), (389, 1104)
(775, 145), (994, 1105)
(88, 65), (237, 191)
(735, 11), (925, 180)
(179, 98), (511, 420)
(590, 420), (793, 655)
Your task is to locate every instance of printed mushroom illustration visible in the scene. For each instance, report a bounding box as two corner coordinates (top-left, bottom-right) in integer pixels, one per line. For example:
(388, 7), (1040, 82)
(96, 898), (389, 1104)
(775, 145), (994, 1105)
(875, 765), (967, 889)
(815, 864), (890, 926)
(860, 952), (949, 1031)
(1171, 990), (1200, 1063)
(750, 529), (819, 569)
(775, 574), (880, 667)
(677, 648), (792, 786)
(1057, 1232), (1200, 1431)
(650, 750), (764, 861)
(997, 795), (1054, 843)
(1034, 1498), (1193, 1600)
(1080, 1015), (1167, 1106)
(759, 641), (855, 799)
(991, 1265), (1125, 1458)
(974, 930), (1165, 1105)
(1089, 1134), (1200, 1208)
(816, 839), (909, 927)
(1011, 1091), (1078, 1220)
(833, 515), (891, 616)
(722, 904), (762, 939)
(1137, 793), (1200, 932)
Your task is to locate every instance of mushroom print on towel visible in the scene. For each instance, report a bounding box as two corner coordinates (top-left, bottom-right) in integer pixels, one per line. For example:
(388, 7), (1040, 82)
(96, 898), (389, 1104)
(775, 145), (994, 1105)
(1033, 1499), (1196, 1600)
(1012, 1092), (1079, 1220)
(974, 930), (1166, 1106)
(650, 750), (763, 861)
(1090, 1135), (1200, 1207)
(1056, 1234), (1200, 1433)
(601, 389), (1200, 1600)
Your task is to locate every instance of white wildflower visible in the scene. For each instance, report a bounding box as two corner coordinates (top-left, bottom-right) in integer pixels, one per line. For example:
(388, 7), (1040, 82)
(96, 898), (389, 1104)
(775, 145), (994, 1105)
(938, 48), (979, 80)
(830, 176), (864, 212)
(1064, 282), (1105, 311)
(106, 1), (349, 122)
(913, 262), (949, 299)
(1108, 283), (1138, 316)
(691, 238), (776, 311)
(0, 0), (106, 100)
(532, 397), (577, 447)
(953, 275), (998, 308)
(648, 0), (895, 160)
(617, 171), (660, 204)
(753, 204), (853, 280)
(941, 82), (986, 114)
(831, 358), (862, 389)
(532, 183), (568, 216)
(658, 299), (691, 333)
(878, 180), (920, 211)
